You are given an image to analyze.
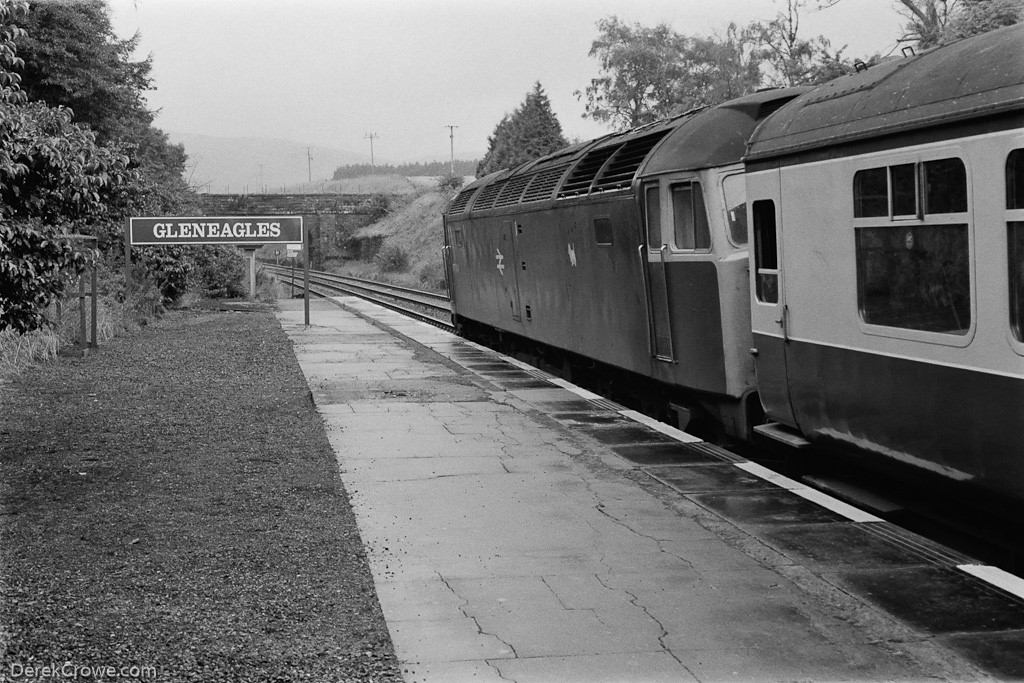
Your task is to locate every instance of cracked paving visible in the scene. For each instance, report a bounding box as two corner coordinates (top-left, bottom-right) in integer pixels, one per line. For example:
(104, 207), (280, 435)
(277, 299), (984, 683)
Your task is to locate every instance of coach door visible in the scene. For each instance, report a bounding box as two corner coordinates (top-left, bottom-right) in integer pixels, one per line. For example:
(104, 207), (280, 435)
(641, 182), (675, 361)
(501, 220), (523, 322)
(749, 176), (797, 426)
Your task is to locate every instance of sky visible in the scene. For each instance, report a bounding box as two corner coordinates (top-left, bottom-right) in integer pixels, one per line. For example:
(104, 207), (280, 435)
(106, 0), (910, 166)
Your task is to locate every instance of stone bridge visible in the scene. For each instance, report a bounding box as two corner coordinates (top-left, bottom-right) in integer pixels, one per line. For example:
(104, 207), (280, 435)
(197, 193), (384, 268)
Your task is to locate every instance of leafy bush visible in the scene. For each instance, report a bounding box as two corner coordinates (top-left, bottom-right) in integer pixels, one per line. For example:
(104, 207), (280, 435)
(0, 219), (90, 333)
(437, 173), (464, 194)
(136, 246), (192, 304)
(417, 260), (447, 292)
(374, 244), (409, 273)
(190, 246), (247, 299)
(361, 194), (391, 222)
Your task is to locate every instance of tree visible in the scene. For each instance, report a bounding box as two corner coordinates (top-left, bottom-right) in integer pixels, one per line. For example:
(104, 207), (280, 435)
(944, 0), (1023, 40)
(839, 0), (1020, 49)
(476, 82), (569, 177)
(895, 0), (954, 47)
(15, 0), (152, 145)
(673, 23), (763, 113)
(575, 17), (688, 129)
(750, 0), (853, 86)
(0, 0), (136, 333)
(575, 9), (848, 133)
(15, 0), (194, 221)
(9, 0), (236, 307)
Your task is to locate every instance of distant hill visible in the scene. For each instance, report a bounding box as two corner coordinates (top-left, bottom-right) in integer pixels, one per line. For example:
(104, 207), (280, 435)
(167, 131), (367, 194)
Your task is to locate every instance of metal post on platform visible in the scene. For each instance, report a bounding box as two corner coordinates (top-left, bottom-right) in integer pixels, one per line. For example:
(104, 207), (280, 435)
(70, 234), (99, 352)
(124, 219), (131, 305)
(303, 228), (310, 326)
(78, 274), (87, 348)
(90, 251), (98, 349)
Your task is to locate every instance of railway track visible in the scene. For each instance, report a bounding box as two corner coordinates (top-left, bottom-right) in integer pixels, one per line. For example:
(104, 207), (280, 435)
(265, 263), (454, 330)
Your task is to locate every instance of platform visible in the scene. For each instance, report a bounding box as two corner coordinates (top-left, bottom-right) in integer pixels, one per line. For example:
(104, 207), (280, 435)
(277, 298), (1024, 682)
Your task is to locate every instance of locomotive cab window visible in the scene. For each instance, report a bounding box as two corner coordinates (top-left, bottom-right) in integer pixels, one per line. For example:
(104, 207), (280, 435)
(671, 181), (710, 251)
(853, 156), (971, 336)
(1008, 149), (1024, 343)
(722, 174), (748, 245)
(752, 200), (779, 304)
(644, 184), (662, 248)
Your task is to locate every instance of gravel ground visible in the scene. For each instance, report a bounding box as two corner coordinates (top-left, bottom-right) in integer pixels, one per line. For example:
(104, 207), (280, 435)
(0, 308), (402, 682)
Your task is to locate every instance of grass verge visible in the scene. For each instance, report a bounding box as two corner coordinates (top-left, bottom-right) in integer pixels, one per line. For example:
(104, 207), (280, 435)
(0, 309), (401, 682)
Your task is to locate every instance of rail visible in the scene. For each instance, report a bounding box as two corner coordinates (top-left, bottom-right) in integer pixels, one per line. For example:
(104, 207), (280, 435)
(265, 264), (454, 330)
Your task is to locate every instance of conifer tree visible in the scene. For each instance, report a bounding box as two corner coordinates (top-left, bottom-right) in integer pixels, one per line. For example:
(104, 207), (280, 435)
(476, 82), (569, 178)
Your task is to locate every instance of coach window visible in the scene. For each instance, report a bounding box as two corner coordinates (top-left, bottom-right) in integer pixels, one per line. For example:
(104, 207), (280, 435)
(854, 156), (971, 335)
(890, 163), (918, 218)
(671, 182), (710, 250)
(752, 200), (778, 303)
(645, 184), (662, 248)
(854, 167), (888, 217)
(1008, 149), (1024, 342)
(925, 158), (967, 213)
(722, 174), (748, 245)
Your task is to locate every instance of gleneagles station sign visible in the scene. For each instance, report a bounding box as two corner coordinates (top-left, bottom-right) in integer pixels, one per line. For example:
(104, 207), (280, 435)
(126, 216), (309, 317)
(128, 216), (303, 245)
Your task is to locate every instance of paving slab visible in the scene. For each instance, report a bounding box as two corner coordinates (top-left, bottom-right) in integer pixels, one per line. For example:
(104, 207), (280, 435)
(276, 298), (990, 682)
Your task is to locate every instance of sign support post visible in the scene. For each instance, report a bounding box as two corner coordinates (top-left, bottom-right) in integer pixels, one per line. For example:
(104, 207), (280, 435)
(303, 226), (310, 326)
(244, 248), (258, 299)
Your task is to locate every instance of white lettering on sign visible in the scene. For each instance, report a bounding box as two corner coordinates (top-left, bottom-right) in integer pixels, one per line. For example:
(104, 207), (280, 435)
(150, 221), (282, 240)
(495, 248), (505, 275)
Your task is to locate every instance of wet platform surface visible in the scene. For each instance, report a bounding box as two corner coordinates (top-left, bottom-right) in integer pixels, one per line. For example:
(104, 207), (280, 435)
(278, 298), (1024, 682)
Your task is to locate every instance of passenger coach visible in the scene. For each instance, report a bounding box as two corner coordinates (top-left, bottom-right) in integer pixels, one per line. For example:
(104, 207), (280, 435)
(744, 23), (1024, 505)
(443, 88), (805, 438)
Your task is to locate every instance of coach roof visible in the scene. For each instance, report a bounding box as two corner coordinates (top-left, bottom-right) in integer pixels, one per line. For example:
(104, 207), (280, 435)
(744, 22), (1024, 163)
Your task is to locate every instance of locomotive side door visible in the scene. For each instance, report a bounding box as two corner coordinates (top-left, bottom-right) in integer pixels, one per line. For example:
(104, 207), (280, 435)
(501, 219), (523, 322)
(641, 181), (675, 361)
(748, 170), (798, 426)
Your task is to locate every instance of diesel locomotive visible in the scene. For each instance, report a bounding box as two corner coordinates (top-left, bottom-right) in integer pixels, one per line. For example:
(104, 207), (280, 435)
(441, 23), (1024, 508)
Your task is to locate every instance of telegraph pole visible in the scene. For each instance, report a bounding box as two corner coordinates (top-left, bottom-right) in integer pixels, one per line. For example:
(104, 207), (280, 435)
(306, 147), (313, 183)
(445, 124), (458, 176)
(364, 132), (379, 167)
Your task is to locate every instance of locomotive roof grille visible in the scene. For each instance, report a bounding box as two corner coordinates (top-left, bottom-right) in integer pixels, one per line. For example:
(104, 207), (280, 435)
(557, 145), (620, 198)
(591, 131), (669, 192)
(493, 173), (534, 208)
(755, 95), (800, 120)
(472, 179), (508, 210)
(520, 165), (569, 203)
(446, 186), (477, 215)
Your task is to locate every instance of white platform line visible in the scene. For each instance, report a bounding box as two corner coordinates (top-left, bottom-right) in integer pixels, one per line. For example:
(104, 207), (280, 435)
(618, 409), (703, 444)
(734, 461), (883, 523)
(959, 564), (1024, 599)
(734, 461), (805, 490)
(790, 487), (884, 523)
